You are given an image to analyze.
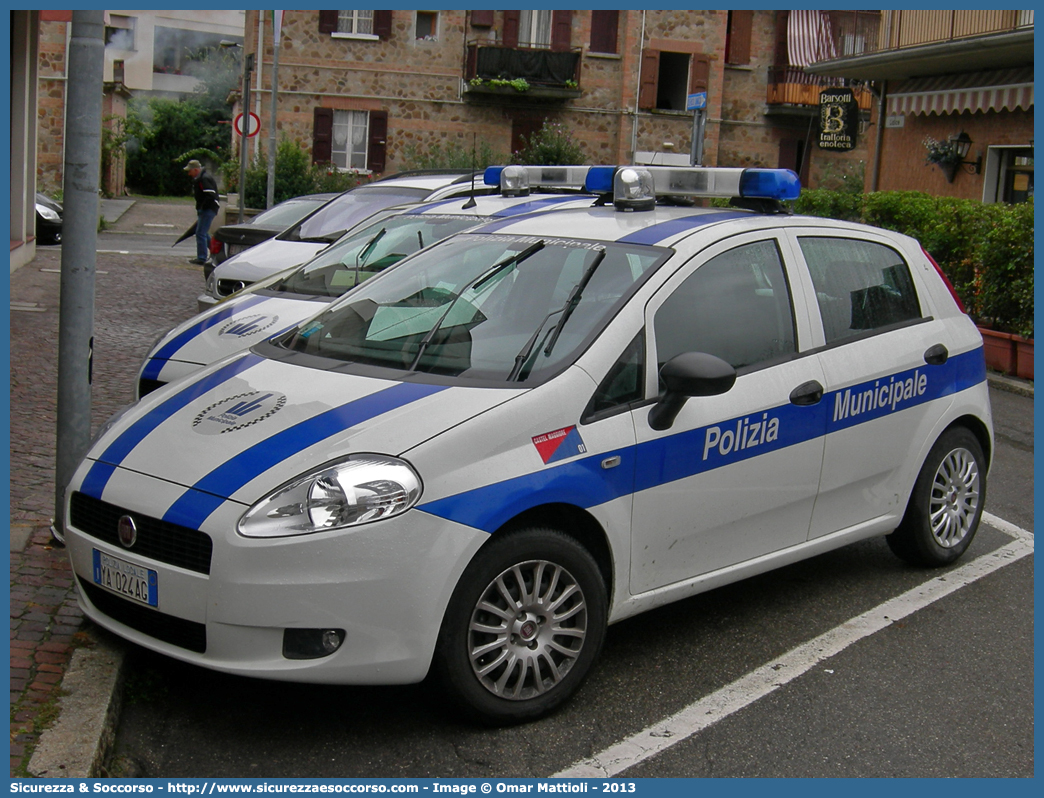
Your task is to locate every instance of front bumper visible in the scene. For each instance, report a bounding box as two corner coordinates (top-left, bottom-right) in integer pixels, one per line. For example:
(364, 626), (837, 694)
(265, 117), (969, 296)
(65, 464), (487, 684)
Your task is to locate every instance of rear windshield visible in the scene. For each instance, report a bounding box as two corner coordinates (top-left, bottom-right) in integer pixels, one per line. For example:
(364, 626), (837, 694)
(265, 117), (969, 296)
(284, 186), (431, 243)
(273, 214), (485, 298)
(249, 198), (329, 228)
(280, 233), (668, 383)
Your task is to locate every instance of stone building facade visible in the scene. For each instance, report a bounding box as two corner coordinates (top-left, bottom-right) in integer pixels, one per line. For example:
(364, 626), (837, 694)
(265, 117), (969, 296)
(240, 10), (870, 186)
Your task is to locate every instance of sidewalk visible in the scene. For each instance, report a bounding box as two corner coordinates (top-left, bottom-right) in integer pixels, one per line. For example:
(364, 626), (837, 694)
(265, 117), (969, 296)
(10, 203), (205, 777)
(8, 229), (1035, 775)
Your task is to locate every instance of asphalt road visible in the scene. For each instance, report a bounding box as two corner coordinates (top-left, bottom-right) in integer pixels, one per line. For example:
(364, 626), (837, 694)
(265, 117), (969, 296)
(108, 388), (1033, 779)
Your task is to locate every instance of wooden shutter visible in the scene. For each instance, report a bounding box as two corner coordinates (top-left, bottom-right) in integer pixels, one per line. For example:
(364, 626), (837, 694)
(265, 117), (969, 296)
(726, 10), (753, 65)
(373, 10), (392, 39)
(503, 10), (520, 47)
(551, 10), (572, 51)
(313, 107), (334, 164)
(689, 53), (710, 94)
(590, 10), (619, 54)
(471, 10), (494, 28)
(367, 111), (388, 174)
(774, 10), (790, 67)
(638, 50), (660, 110)
(318, 11), (338, 34)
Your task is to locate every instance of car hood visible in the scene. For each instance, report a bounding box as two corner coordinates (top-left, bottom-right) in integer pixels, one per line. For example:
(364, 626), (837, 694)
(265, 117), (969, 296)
(142, 292), (329, 374)
(215, 240), (328, 282)
(82, 352), (522, 521)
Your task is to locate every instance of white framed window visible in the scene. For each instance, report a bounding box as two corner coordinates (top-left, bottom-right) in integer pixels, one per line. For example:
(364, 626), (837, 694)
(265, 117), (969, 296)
(337, 10), (374, 36)
(519, 9), (552, 48)
(332, 110), (370, 171)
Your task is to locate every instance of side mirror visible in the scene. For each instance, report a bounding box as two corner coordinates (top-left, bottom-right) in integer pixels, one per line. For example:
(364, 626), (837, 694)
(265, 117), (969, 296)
(648, 352), (736, 431)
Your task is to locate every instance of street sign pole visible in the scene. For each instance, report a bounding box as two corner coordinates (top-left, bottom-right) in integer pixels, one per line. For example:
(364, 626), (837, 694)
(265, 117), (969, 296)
(686, 91), (708, 166)
(238, 53), (254, 223)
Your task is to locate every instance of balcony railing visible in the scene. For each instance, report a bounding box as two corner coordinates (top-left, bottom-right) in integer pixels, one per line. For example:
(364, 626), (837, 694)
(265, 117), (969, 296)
(464, 42), (582, 99)
(825, 9), (1032, 58)
(766, 68), (873, 111)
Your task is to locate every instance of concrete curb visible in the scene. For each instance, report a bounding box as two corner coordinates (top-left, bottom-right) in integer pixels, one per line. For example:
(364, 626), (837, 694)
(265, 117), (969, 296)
(986, 371), (1034, 398)
(27, 631), (126, 778)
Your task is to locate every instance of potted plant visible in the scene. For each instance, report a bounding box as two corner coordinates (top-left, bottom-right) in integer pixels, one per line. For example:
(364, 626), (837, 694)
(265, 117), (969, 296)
(922, 136), (964, 183)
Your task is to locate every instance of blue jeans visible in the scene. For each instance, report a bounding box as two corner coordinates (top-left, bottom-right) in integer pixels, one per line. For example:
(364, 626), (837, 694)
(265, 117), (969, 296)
(196, 208), (217, 261)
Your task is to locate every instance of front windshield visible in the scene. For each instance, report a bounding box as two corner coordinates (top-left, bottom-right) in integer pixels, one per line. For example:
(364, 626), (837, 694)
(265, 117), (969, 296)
(273, 214), (484, 298)
(281, 233), (668, 383)
(285, 186), (431, 242)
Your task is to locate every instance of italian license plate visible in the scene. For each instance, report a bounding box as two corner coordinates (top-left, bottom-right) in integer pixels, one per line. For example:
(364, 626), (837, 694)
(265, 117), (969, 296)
(92, 549), (158, 607)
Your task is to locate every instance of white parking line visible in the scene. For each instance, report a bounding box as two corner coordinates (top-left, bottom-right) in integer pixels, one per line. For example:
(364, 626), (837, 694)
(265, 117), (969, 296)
(555, 513), (1033, 778)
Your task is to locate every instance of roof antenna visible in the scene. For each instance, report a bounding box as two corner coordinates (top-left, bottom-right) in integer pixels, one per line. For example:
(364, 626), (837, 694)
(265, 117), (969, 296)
(462, 132), (478, 209)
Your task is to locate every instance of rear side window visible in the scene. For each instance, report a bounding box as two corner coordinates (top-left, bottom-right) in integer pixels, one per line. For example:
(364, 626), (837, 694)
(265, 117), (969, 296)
(799, 237), (922, 344)
(654, 239), (796, 374)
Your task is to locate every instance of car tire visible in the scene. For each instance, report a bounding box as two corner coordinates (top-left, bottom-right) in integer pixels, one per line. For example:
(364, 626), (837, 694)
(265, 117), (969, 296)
(433, 526), (607, 724)
(887, 427), (986, 567)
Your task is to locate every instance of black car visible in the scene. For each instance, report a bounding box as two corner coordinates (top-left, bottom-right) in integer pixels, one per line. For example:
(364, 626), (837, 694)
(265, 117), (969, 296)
(35, 193), (63, 245)
(210, 193), (339, 271)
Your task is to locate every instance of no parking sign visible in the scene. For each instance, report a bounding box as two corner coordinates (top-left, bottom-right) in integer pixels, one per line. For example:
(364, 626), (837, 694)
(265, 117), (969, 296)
(234, 112), (261, 138)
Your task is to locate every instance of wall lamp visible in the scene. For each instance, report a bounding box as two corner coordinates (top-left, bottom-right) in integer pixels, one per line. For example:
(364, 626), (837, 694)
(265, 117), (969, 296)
(948, 132), (982, 175)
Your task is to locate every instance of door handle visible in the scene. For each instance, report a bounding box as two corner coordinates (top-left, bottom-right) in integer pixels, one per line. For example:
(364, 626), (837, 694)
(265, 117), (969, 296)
(790, 380), (824, 406)
(924, 343), (949, 366)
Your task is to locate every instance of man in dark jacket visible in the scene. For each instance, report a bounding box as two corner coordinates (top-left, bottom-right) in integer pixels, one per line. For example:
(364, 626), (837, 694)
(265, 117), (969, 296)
(184, 159), (220, 265)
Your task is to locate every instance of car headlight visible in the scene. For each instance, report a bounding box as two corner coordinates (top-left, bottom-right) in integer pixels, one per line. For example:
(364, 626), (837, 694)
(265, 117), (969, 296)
(238, 454), (422, 538)
(37, 204), (60, 222)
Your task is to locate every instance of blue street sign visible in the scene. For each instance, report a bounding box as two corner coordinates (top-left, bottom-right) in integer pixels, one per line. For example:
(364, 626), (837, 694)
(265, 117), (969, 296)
(687, 91), (707, 111)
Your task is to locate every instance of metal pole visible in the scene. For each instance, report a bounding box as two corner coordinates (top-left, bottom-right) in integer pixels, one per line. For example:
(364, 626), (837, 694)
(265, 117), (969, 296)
(238, 54), (254, 223)
(54, 10), (104, 538)
(266, 29), (279, 208)
(690, 109), (706, 166)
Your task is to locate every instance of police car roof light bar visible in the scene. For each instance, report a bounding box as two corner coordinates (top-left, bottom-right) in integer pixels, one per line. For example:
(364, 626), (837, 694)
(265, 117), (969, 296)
(589, 166), (802, 210)
(483, 165), (595, 195)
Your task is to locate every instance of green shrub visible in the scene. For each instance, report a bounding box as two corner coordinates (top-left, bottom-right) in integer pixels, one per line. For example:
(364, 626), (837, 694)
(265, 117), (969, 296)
(976, 199), (1034, 338)
(792, 189), (862, 222)
(228, 138), (365, 209)
(514, 120), (586, 165)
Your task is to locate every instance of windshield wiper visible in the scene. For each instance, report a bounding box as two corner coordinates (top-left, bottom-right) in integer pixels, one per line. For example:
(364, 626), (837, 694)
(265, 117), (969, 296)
(507, 307), (564, 382)
(539, 247), (607, 361)
(408, 240), (545, 371)
(354, 228), (386, 286)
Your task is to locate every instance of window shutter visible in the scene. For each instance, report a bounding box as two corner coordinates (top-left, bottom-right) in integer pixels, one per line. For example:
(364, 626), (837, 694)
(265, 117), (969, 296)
(373, 10), (392, 39)
(689, 53), (710, 94)
(590, 10), (619, 54)
(638, 50), (660, 110)
(503, 10), (520, 47)
(313, 107), (334, 164)
(367, 111), (388, 173)
(471, 10), (494, 28)
(726, 10), (753, 65)
(774, 10), (790, 67)
(551, 10), (572, 51)
(318, 11), (338, 34)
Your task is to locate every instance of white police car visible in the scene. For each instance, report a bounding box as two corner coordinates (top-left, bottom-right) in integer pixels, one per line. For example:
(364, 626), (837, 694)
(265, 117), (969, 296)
(63, 166), (992, 723)
(138, 167), (600, 398)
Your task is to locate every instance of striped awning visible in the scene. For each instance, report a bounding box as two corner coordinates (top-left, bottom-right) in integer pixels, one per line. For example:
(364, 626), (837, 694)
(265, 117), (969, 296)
(887, 68), (1033, 116)
(787, 10), (839, 68)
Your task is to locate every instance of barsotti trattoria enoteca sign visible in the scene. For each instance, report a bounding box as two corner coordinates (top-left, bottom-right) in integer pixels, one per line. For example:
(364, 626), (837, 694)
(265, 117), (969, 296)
(819, 88), (858, 151)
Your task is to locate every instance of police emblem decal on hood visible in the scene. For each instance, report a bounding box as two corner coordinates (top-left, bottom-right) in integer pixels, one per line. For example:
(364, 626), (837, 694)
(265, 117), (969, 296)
(218, 314), (280, 338)
(192, 391), (288, 435)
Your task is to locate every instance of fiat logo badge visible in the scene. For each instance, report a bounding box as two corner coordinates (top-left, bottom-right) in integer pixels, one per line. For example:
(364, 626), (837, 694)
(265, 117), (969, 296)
(117, 515), (137, 549)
